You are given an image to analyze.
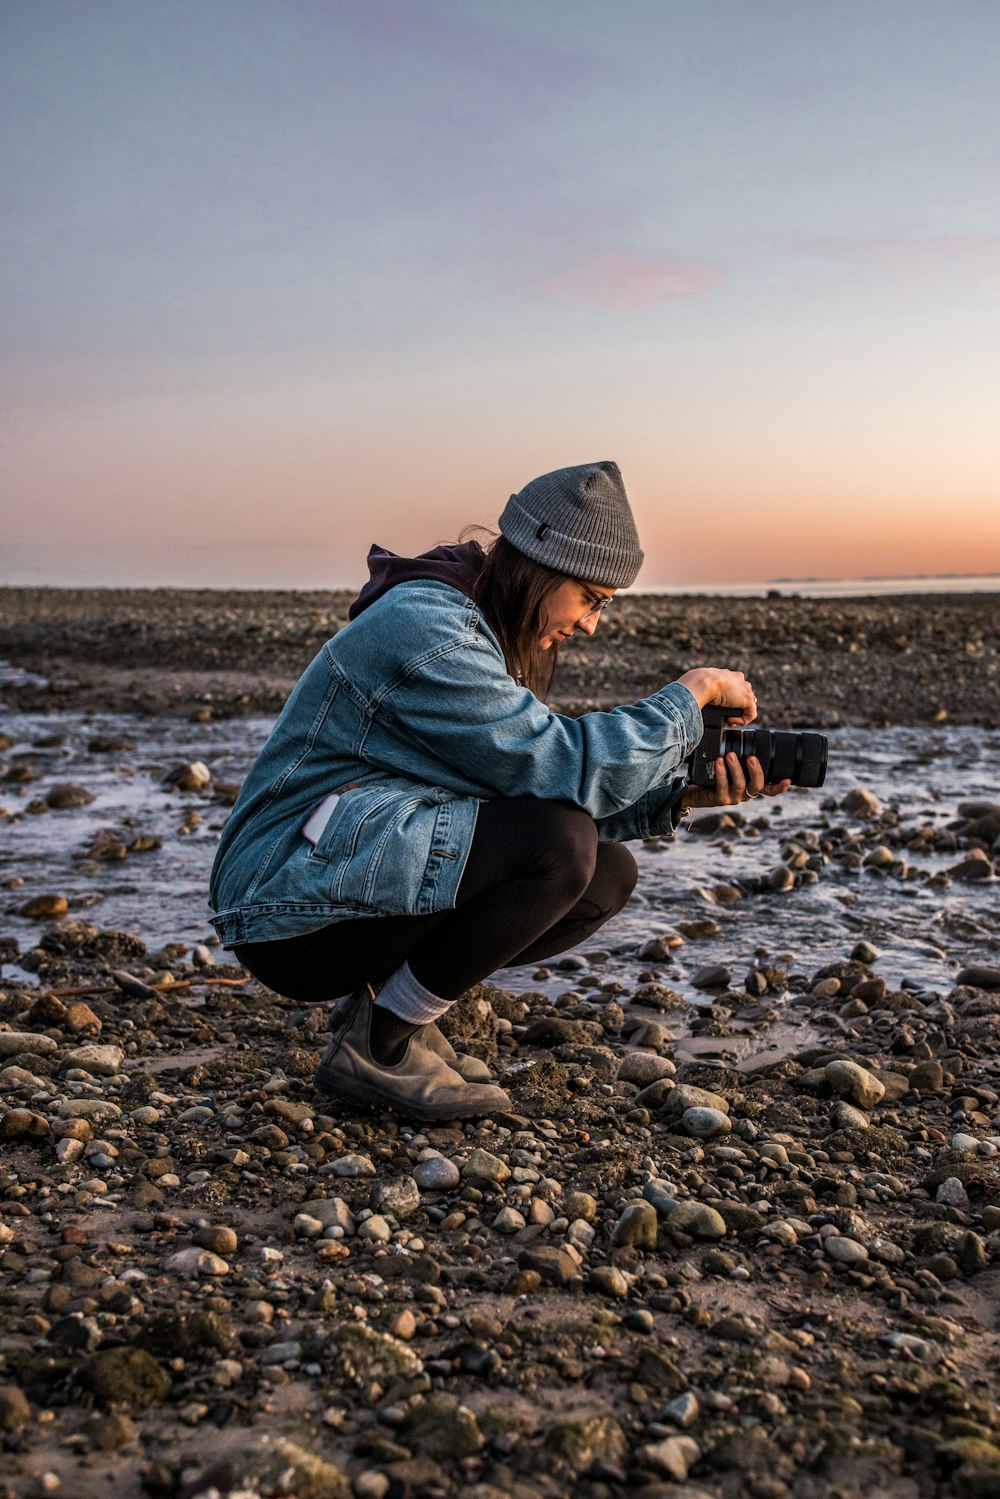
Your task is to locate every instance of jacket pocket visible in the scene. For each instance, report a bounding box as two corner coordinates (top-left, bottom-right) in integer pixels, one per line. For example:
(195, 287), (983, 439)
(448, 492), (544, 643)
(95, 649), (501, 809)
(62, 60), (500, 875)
(307, 779), (453, 914)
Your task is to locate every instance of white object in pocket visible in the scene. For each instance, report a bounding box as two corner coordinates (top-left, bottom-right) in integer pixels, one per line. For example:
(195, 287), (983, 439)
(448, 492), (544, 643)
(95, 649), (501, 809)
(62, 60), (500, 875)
(302, 792), (341, 846)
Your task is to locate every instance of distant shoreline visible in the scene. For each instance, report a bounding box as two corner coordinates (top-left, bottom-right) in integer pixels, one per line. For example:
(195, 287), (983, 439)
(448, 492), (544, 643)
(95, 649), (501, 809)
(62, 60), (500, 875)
(1, 585), (997, 727)
(1, 573), (999, 600)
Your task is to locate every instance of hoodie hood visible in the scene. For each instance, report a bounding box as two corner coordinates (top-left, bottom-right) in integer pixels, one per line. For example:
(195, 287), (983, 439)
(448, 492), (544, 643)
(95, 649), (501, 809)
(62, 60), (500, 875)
(348, 540), (487, 620)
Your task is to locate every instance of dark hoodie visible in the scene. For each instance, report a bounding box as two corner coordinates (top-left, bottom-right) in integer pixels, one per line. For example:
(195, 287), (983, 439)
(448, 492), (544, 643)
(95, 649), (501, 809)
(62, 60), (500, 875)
(348, 541), (487, 620)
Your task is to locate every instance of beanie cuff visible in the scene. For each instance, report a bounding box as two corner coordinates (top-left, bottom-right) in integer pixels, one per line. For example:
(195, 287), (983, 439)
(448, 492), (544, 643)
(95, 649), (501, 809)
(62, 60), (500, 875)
(499, 497), (643, 589)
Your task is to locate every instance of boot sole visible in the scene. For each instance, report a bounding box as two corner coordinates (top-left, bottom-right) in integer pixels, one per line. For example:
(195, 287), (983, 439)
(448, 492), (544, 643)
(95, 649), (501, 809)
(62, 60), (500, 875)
(313, 1062), (508, 1121)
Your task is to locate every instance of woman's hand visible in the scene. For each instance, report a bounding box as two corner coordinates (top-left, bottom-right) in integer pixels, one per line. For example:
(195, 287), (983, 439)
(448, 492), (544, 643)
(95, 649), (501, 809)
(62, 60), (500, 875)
(680, 753), (792, 811)
(677, 667), (758, 726)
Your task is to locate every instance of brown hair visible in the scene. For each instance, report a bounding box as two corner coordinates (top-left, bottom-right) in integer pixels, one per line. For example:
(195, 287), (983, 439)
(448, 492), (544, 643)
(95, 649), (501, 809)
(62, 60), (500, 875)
(469, 533), (565, 700)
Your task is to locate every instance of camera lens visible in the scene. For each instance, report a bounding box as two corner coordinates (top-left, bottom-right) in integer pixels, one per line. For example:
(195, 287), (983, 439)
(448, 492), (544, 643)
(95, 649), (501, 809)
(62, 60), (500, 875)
(721, 727), (827, 788)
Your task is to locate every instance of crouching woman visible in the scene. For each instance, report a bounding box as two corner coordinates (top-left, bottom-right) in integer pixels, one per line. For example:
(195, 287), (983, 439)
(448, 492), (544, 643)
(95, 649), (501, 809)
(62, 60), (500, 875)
(209, 462), (787, 1120)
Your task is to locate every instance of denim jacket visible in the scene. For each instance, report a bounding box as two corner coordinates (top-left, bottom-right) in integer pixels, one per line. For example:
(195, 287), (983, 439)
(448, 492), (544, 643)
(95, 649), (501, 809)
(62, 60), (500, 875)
(208, 580), (703, 946)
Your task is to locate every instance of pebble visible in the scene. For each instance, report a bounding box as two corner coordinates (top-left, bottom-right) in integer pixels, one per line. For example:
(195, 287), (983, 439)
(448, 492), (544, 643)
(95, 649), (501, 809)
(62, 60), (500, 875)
(45, 783), (95, 809)
(666, 1202), (727, 1239)
(328, 1153), (376, 1177)
(462, 1148), (510, 1184)
(682, 1106), (732, 1139)
(617, 1051), (676, 1086)
(413, 1156), (461, 1190)
(589, 1265), (630, 1297)
(371, 1174), (420, 1218)
(833, 1100), (870, 1130)
(936, 1176), (970, 1207)
(164, 1248), (230, 1276)
(0, 1032), (58, 1058)
(300, 1197), (354, 1233)
(0, 1384), (31, 1431)
(663, 1391), (701, 1428)
(824, 1236), (869, 1266)
(492, 1206), (526, 1234)
(824, 1058), (885, 1109)
(691, 964), (731, 990)
(638, 1435), (701, 1481)
(164, 760), (211, 791)
(841, 786), (882, 818)
(62, 1044), (124, 1076)
(611, 1200), (658, 1249)
(357, 1215), (392, 1242)
(664, 1084), (729, 1116)
(19, 894), (69, 919)
(193, 1226), (238, 1255)
(563, 1191), (598, 1222)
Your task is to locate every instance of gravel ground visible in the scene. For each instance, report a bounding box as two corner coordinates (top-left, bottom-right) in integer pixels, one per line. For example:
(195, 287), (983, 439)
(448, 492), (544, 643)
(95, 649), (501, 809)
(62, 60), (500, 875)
(1, 588), (999, 1499)
(1, 587), (998, 726)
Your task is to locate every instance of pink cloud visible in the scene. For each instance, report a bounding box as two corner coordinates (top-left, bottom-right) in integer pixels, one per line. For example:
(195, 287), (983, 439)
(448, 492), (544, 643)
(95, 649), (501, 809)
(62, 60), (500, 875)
(799, 235), (1000, 279)
(529, 253), (720, 307)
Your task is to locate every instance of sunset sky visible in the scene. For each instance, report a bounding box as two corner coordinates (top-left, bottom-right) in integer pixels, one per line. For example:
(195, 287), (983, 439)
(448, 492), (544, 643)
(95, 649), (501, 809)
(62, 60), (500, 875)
(3, 1), (999, 589)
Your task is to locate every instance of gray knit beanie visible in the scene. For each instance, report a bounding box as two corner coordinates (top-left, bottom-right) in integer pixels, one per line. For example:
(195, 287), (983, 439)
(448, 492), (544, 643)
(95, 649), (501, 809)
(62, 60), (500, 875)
(498, 461), (643, 588)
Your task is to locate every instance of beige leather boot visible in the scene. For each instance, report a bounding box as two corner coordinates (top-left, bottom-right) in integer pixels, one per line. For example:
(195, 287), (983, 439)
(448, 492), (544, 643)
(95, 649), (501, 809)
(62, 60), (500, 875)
(315, 990), (510, 1121)
(327, 990), (494, 1083)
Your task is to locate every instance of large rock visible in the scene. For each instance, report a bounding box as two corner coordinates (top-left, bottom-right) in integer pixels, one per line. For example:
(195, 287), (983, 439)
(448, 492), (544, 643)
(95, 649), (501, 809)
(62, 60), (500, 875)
(333, 1323), (423, 1386)
(164, 761), (211, 791)
(83, 1348), (171, 1408)
(637, 1435), (701, 1481)
(824, 1059), (885, 1110)
(462, 1148), (510, 1184)
(682, 1107), (732, 1139)
(543, 1415), (627, 1474)
(0, 1032), (58, 1058)
(517, 1244), (580, 1286)
(398, 1396), (484, 1460)
(45, 783), (95, 809)
(64, 1044), (123, 1076)
(371, 1174), (420, 1219)
(841, 787), (882, 818)
(663, 1084), (729, 1117)
(612, 1200), (658, 1249)
(665, 1202), (727, 1240)
(617, 1051), (676, 1086)
(183, 1436), (351, 1498)
(299, 1197), (354, 1234)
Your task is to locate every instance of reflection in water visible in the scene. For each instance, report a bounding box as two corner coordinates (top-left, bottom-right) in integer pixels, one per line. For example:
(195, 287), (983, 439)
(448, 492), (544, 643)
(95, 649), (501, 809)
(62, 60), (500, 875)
(1, 714), (996, 1036)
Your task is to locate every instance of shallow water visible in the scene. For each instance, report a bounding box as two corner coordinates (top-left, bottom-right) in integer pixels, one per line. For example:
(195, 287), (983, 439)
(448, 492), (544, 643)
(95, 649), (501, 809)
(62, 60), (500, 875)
(1, 706), (997, 1022)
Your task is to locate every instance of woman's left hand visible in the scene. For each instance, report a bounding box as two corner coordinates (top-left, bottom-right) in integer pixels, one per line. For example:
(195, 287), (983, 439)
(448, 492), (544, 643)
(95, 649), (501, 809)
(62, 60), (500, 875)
(680, 753), (792, 811)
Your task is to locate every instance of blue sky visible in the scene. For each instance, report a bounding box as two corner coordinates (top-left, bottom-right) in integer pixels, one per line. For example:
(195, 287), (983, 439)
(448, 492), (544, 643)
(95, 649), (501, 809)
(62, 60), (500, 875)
(3, 1), (999, 586)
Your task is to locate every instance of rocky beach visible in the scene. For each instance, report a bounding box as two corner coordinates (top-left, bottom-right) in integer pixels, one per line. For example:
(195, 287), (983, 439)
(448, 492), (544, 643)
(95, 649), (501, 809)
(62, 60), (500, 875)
(1, 587), (999, 1499)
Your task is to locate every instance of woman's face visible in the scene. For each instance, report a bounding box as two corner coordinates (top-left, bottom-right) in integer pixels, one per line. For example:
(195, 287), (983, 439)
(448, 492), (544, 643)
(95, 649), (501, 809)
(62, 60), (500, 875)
(538, 579), (616, 650)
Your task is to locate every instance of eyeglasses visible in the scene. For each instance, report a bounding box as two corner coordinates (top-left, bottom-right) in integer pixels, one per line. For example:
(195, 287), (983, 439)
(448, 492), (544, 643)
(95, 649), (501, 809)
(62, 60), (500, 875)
(577, 593), (614, 626)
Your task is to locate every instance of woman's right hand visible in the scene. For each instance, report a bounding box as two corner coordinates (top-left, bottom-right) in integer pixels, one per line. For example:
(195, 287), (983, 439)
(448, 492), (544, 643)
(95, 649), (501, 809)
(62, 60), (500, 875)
(677, 667), (757, 725)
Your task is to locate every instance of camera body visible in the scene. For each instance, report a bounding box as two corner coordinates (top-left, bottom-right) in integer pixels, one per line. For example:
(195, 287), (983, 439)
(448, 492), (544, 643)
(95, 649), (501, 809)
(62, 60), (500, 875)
(687, 704), (828, 789)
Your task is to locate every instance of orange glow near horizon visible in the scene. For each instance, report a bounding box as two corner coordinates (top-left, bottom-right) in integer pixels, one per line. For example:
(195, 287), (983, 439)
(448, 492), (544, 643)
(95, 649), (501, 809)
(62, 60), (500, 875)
(1, 355), (997, 589)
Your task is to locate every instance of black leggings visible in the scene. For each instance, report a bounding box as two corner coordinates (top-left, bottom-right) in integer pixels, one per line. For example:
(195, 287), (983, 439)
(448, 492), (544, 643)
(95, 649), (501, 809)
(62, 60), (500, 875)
(234, 797), (637, 1004)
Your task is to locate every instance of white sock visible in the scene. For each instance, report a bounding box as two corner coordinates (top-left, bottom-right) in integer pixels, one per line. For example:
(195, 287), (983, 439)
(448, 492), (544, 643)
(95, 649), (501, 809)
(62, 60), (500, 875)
(374, 961), (452, 1025)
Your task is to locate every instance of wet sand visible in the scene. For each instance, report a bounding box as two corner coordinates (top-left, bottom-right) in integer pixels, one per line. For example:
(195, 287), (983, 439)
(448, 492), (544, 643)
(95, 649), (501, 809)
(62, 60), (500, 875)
(1, 586), (998, 725)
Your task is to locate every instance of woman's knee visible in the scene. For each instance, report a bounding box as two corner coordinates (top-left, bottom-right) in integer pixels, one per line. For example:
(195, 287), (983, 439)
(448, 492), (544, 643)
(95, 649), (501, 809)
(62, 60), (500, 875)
(464, 796), (598, 904)
(523, 799), (599, 900)
(595, 842), (639, 914)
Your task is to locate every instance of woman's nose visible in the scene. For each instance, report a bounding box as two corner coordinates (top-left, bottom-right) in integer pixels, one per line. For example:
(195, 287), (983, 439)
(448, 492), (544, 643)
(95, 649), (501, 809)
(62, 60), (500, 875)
(578, 614), (600, 637)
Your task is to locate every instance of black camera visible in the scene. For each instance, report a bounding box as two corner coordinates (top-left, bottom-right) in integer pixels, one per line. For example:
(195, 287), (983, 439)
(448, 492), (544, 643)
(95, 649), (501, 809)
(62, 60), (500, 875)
(687, 704), (828, 789)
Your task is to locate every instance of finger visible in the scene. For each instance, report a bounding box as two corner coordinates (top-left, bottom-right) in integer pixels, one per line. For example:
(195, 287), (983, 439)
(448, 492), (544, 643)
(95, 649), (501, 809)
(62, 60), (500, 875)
(725, 751), (747, 802)
(745, 755), (766, 795)
(761, 779), (792, 798)
(714, 755), (737, 804)
(714, 756), (728, 798)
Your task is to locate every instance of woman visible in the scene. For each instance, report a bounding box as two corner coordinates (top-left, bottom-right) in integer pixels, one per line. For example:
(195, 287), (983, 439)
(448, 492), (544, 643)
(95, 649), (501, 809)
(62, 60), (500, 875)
(209, 462), (789, 1120)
